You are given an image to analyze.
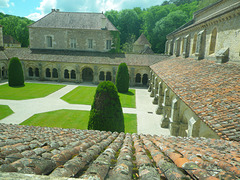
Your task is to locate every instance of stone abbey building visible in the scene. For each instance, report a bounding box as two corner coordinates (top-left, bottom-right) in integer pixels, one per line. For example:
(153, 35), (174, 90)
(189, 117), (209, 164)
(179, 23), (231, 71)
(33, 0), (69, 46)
(0, 0), (239, 141)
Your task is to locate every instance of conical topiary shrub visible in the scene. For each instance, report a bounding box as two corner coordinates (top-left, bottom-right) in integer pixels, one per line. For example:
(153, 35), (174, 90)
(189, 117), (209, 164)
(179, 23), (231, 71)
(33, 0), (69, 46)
(88, 81), (125, 133)
(115, 62), (129, 93)
(8, 57), (25, 87)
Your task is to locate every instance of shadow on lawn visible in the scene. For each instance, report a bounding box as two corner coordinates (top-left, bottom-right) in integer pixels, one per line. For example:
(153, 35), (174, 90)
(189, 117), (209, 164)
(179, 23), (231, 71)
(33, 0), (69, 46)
(119, 90), (134, 96)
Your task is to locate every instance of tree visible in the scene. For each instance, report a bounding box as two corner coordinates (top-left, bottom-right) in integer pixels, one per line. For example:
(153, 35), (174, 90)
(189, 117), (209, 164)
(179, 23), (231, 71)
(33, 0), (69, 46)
(8, 57), (25, 87)
(88, 81), (124, 133)
(115, 63), (129, 93)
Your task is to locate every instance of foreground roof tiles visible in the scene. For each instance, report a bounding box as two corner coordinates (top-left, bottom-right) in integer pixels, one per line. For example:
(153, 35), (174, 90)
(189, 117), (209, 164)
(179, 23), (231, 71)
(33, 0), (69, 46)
(150, 57), (240, 141)
(0, 123), (239, 179)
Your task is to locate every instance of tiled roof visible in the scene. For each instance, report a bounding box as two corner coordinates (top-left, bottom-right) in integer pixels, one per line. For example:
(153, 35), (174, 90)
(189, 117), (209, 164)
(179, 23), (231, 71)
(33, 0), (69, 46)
(3, 48), (167, 66)
(134, 33), (151, 46)
(29, 11), (118, 31)
(0, 123), (239, 179)
(3, 35), (21, 45)
(150, 57), (240, 141)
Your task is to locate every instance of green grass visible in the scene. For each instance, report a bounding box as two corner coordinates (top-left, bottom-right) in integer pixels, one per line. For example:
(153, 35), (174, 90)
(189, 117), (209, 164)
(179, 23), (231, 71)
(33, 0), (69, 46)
(20, 109), (137, 134)
(0, 83), (65, 100)
(0, 105), (14, 120)
(61, 86), (136, 108)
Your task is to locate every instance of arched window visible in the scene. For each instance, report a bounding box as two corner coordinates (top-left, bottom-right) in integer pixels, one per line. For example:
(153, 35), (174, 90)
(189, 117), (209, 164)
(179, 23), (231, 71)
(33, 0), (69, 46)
(52, 68), (58, 78)
(64, 69), (69, 79)
(46, 68), (51, 78)
(192, 33), (197, 54)
(135, 73), (141, 83)
(35, 68), (39, 77)
(28, 67), (33, 77)
(106, 72), (112, 81)
(71, 70), (76, 79)
(209, 28), (217, 55)
(99, 71), (104, 81)
(142, 74), (148, 85)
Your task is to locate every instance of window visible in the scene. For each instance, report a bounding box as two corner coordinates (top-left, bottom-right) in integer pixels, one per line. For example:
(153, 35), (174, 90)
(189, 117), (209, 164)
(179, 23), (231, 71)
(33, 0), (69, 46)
(70, 39), (76, 48)
(106, 72), (112, 81)
(71, 70), (76, 79)
(135, 73), (141, 83)
(64, 69), (69, 79)
(88, 39), (93, 49)
(28, 67), (33, 77)
(35, 68), (39, 77)
(46, 36), (52, 47)
(99, 71), (104, 81)
(46, 68), (51, 78)
(52, 68), (58, 78)
(106, 40), (111, 50)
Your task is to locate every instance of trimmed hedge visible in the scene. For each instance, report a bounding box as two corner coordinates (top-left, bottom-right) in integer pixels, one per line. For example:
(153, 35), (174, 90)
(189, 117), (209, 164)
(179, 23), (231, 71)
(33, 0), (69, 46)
(88, 81), (125, 133)
(8, 57), (24, 87)
(115, 63), (129, 93)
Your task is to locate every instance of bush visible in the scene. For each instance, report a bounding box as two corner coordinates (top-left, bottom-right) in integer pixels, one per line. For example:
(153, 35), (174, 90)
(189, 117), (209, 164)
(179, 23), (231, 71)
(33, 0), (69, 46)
(8, 57), (24, 87)
(88, 81), (125, 132)
(115, 63), (129, 93)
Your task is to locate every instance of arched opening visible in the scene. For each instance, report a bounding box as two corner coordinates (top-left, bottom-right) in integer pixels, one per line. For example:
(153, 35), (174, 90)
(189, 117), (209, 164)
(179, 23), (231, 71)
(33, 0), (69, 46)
(82, 68), (93, 82)
(46, 68), (51, 78)
(52, 68), (58, 78)
(71, 70), (76, 79)
(35, 68), (39, 77)
(28, 67), (33, 77)
(135, 73), (141, 83)
(106, 72), (112, 81)
(1, 67), (5, 78)
(209, 28), (217, 55)
(142, 74), (148, 85)
(64, 69), (69, 79)
(192, 33), (197, 54)
(99, 71), (104, 81)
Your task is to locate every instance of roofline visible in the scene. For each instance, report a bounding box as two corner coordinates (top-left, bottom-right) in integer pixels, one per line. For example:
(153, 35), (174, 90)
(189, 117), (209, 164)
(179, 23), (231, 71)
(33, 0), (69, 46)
(28, 26), (119, 31)
(193, 0), (223, 17)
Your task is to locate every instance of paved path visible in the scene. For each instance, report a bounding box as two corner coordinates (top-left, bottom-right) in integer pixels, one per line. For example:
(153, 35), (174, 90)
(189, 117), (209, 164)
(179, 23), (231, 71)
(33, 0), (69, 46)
(0, 81), (169, 136)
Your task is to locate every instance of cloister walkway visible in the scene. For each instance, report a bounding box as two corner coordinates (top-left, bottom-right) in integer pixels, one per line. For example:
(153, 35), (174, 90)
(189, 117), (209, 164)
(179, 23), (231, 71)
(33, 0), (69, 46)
(0, 80), (170, 136)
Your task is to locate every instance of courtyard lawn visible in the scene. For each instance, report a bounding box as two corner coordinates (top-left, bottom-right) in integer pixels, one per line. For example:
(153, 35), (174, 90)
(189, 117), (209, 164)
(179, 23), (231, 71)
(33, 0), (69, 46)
(0, 83), (65, 100)
(0, 105), (14, 120)
(20, 109), (137, 134)
(61, 86), (136, 108)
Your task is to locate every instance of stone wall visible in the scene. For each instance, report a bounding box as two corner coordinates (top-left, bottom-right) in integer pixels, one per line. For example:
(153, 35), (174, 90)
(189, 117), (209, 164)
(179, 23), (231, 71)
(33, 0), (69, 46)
(29, 28), (114, 52)
(166, 0), (240, 64)
(149, 71), (219, 139)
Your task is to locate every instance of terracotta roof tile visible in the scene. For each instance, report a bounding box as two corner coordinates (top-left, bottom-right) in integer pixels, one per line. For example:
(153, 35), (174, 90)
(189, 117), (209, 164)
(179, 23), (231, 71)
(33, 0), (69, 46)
(150, 57), (240, 141)
(0, 123), (239, 179)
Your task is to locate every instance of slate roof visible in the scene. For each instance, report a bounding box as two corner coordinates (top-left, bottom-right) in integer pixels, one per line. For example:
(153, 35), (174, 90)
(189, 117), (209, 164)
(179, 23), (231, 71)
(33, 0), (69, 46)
(133, 33), (151, 46)
(0, 123), (239, 179)
(150, 57), (240, 141)
(3, 35), (21, 45)
(3, 48), (166, 66)
(29, 11), (118, 31)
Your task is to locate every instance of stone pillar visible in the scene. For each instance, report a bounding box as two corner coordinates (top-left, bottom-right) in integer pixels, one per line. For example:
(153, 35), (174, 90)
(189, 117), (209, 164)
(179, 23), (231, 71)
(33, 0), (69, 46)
(169, 39), (174, 55)
(148, 70), (152, 92)
(57, 64), (62, 82)
(187, 117), (196, 137)
(195, 30), (206, 60)
(152, 77), (158, 104)
(38, 63), (43, 81)
(21, 61), (26, 81)
(183, 35), (190, 58)
(169, 98), (180, 136)
(156, 82), (163, 114)
(160, 88), (171, 128)
(75, 64), (80, 83)
(93, 66), (98, 84)
(150, 74), (155, 97)
(174, 38), (181, 57)
(112, 66), (117, 83)
(130, 67), (135, 86)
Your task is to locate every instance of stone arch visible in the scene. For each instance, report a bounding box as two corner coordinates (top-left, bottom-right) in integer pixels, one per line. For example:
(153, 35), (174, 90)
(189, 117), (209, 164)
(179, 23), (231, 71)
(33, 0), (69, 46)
(135, 73), (141, 83)
(192, 33), (197, 54)
(35, 68), (40, 77)
(28, 67), (34, 77)
(0, 62), (7, 79)
(106, 71), (112, 81)
(209, 28), (217, 55)
(71, 70), (76, 79)
(64, 69), (69, 79)
(46, 68), (51, 78)
(142, 74), (148, 85)
(82, 67), (93, 82)
(52, 68), (58, 78)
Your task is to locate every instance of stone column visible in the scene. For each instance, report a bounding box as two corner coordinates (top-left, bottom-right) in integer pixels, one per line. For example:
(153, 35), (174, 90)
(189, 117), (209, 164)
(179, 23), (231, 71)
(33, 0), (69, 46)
(75, 64), (80, 83)
(112, 66), (117, 83)
(156, 82), (163, 114)
(57, 64), (62, 82)
(169, 39), (174, 55)
(130, 67), (135, 86)
(160, 88), (171, 128)
(148, 70), (152, 92)
(169, 98), (180, 136)
(93, 66), (98, 84)
(150, 74), (155, 97)
(152, 77), (158, 104)
(183, 35), (190, 58)
(175, 38), (181, 57)
(195, 30), (206, 60)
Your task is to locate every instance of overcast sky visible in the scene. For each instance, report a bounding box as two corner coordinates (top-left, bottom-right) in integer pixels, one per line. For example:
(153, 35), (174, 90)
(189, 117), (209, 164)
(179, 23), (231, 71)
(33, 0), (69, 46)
(0, 0), (165, 21)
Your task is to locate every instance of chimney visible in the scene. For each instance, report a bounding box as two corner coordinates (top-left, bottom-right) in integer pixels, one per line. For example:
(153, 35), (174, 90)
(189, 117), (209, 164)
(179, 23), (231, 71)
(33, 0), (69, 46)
(51, 9), (55, 12)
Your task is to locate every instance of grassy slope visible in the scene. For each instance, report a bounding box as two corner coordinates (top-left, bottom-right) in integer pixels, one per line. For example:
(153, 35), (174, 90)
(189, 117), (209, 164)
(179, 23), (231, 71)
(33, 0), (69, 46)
(0, 83), (65, 100)
(20, 109), (137, 133)
(0, 105), (14, 120)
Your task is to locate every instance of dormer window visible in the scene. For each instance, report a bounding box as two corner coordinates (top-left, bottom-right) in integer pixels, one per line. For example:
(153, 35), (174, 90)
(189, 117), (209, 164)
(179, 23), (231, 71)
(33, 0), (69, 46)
(46, 36), (52, 47)
(70, 38), (76, 48)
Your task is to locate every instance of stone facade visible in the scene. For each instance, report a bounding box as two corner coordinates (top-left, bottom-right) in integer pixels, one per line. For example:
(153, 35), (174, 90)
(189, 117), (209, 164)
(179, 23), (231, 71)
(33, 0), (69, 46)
(3, 35), (21, 48)
(166, 0), (240, 64)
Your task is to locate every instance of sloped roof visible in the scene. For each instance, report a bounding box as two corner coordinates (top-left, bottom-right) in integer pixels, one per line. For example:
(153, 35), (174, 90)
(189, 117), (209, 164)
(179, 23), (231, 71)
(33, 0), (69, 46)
(3, 48), (167, 66)
(0, 123), (239, 179)
(151, 57), (240, 141)
(134, 33), (151, 46)
(3, 35), (21, 45)
(29, 11), (118, 31)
